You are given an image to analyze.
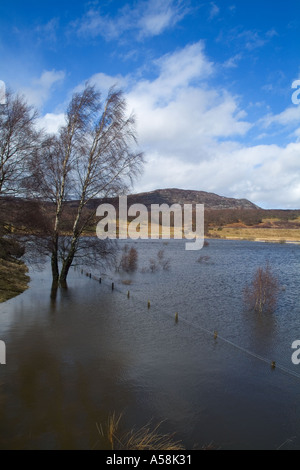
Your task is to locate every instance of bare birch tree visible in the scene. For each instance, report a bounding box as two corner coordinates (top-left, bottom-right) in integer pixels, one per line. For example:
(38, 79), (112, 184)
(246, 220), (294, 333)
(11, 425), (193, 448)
(0, 90), (39, 196)
(28, 83), (144, 285)
(0, 88), (40, 261)
(244, 263), (280, 314)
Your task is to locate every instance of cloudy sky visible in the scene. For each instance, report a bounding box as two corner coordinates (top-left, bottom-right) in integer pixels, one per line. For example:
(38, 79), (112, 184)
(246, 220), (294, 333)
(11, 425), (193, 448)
(1, 0), (300, 209)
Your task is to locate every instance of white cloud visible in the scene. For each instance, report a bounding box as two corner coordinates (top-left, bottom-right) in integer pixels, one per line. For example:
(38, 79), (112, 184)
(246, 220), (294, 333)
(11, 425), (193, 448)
(126, 42), (251, 162)
(218, 28), (273, 53)
(223, 53), (242, 69)
(57, 42), (299, 209)
(21, 69), (65, 108)
(85, 72), (128, 95)
(134, 142), (300, 209)
(138, 0), (188, 38)
(209, 2), (220, 20)
(36, 113), (66, 134)
(75, 8), (119, 40)
(35, 18), (59, 43)
(294, 127), (300, 140)
(266, 29), (278, 38)
(124, 43), (300, 208)
(262, 106), (300, 128)
(238, 30), (267, 51)
(74, 0), (189, 41)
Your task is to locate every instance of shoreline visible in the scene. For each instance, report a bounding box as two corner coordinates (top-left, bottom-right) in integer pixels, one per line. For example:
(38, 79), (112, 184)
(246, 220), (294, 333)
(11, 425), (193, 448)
(207, 235), (300, 245)
(0, 258), (30, 303)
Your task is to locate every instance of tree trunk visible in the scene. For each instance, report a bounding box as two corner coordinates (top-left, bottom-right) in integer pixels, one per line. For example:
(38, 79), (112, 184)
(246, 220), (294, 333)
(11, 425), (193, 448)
(51, 253), (59, 284)
(50, 282), (58, 301)
(59, 265), (71, 287)
(59, 243), (77, 286)
(51, 235), (59, 284)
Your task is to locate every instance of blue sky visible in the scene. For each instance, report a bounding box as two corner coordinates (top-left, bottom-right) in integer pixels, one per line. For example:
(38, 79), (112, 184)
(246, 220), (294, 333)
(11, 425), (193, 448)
(1, 0), (300, 208)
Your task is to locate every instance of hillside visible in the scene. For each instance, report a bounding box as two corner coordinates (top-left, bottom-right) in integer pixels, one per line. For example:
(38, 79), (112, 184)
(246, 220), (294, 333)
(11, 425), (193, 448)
(89, 189), (300, 243)
(90, 188), (260, 210)
(1, 191), (299, 244)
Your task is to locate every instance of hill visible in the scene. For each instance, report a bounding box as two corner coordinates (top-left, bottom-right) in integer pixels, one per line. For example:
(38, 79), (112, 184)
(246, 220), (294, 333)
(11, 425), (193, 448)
(90, 188), (260, 210)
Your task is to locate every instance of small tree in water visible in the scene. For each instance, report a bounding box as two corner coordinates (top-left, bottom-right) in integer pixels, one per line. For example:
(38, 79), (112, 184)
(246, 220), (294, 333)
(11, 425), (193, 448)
(244, 264), (280, 314)
(121, 246), (138, 273)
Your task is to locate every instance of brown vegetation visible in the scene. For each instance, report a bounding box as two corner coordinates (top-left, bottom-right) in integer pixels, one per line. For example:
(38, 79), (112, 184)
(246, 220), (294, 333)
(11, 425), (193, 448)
(244, 264), (280, 314)
(101, 413), (185, 451)
(0, 258), (30, 302)
(120, 246), (138, 273)
(207, 209), (300, 242)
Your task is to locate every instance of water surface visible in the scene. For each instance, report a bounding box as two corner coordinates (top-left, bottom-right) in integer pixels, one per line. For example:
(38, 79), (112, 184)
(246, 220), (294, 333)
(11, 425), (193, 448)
(0, 239), (299, 449)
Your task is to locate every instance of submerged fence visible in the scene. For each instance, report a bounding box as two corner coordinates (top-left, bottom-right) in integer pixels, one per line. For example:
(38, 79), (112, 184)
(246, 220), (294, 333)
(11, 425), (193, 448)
(75, 267), (300, 381)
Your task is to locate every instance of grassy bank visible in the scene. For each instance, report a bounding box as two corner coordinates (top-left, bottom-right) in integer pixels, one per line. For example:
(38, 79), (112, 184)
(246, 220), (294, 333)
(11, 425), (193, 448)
(208, 226), (300, 243)
(0, 258), (30, 303)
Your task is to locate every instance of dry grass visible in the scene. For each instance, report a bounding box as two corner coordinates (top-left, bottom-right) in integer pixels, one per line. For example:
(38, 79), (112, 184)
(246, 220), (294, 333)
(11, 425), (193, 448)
(0, 258), (30, 302)
(121, 279), (132, 285)
(100, 413), (185, 451)
(209, 227), (300, 243)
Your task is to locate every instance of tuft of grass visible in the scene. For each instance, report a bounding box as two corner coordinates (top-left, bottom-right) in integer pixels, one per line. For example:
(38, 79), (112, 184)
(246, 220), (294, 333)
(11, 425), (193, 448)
(121, 279), (132, 285)
(100, 413), (185, 451)
(123, 423), (185, 451)
(107, 412), (123, 450)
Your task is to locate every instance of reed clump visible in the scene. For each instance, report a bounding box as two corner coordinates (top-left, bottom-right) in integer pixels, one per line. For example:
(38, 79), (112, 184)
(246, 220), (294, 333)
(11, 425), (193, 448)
(101, 413), (185, 451)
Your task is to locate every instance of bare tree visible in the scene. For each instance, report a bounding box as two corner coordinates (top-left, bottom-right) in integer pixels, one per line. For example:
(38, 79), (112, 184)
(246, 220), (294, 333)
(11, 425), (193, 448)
(0, 90), (40, 196)
(157, 249), (171, 270)
(120, 245), (138, 273)
(0, 89), (40, 262)
(244, 263), (280, 314)
(28, 83), (144, 286)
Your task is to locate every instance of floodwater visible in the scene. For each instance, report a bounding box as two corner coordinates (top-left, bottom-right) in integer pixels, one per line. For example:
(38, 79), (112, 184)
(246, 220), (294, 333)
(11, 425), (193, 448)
(0, 239), (299, 450)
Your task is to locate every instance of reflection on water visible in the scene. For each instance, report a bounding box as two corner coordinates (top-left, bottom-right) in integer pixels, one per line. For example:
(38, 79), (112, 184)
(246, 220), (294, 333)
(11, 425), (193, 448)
(0, 239), (299, 449)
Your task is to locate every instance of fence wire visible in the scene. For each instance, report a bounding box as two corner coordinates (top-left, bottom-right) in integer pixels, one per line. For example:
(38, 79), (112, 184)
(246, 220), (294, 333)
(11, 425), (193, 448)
(76, 267), (300, 381)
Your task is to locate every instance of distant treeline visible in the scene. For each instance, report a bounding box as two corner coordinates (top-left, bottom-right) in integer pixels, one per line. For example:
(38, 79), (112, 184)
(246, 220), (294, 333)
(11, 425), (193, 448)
(205, 208), (300, 228)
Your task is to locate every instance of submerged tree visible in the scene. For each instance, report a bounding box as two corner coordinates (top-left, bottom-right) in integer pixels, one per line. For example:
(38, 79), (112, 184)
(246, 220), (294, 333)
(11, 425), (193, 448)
(0, 87), (41, 261)
(244, 264), (280, 314)
(120, 245), (138, 273)
(28, 83), (144, 286)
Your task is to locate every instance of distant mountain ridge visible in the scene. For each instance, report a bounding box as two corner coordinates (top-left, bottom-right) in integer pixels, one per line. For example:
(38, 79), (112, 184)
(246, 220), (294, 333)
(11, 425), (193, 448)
(92, 188), (260, 210)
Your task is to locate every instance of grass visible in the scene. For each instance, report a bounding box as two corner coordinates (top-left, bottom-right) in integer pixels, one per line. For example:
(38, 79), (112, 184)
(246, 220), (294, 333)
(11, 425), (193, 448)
(0, 258), (30, 302)
(209, 227), (300, 243)
(99, 413), (185, 451)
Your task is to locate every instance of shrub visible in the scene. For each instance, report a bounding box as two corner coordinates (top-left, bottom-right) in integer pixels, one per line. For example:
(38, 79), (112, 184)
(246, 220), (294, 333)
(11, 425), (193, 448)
(244, 264), (280, 314)
(0, 237), (25, 261)
(120, 246), (138, 273)
(149, 258), (158, 273)
(141, 249), (171, 274)
(157, 249), (171, 270)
